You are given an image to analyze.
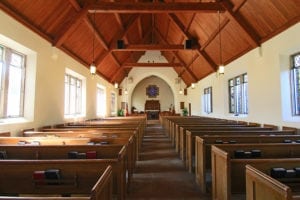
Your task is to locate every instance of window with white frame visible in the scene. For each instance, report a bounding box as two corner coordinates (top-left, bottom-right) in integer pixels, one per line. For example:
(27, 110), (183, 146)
(111, 92), (116, 115)
(97, 85), (106, 117)
(291, 52), (300, 116)
(228, 73), (248, 115)
(203, 87), (212, 113)
(64, 70), (85, 117)
(0, 45), (26, 118)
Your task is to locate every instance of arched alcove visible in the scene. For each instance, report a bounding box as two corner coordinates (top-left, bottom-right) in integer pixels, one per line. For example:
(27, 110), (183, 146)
(131, 75), (174, 113)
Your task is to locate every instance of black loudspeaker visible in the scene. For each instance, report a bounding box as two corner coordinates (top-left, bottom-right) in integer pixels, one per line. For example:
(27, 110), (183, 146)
(117, 40), (124, 49)
(184, 39), (193, 49)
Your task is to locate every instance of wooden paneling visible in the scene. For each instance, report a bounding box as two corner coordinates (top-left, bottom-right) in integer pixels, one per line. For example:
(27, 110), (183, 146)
(1, 0), (299, 85)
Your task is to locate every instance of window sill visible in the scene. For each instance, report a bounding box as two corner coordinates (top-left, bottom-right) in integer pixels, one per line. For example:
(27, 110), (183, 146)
(64, 114), (86, 120)
(0, 117), (31, 125)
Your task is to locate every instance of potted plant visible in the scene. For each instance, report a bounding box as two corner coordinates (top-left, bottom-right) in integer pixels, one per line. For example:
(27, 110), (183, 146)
(117, 109), (124, 116)
(182, 107), (188, 116)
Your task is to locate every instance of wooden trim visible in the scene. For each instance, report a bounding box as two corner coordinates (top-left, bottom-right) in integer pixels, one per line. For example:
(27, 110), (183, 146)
(89, 2), (225, 13)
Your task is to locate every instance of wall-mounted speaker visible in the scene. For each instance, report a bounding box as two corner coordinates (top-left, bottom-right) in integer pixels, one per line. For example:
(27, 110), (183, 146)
(117, 40), (124, 49)
(184, 39), (193, 49)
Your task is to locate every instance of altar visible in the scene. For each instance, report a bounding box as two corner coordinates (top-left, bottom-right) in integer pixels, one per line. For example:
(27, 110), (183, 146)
(145, 100), (160, 120)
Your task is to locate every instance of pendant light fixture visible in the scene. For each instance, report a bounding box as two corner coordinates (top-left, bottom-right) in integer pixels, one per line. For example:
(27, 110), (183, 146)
(179, 77), (183, 94)
(218, 10), (225, 75)
(90, 11), (96, 76)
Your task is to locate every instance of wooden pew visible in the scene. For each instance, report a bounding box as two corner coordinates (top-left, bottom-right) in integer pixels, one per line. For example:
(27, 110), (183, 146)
(194, 134), (300, 193)
(0, 145), (127, 200)
(23, 129), (139, 162)
(179, 126), (273, 160)
(211, 143), (300, 200)
(0, 131), (10, 136)
(0, 135), (136, 187)
(0, 162), (113, 200)
(187, 129), (296, 170)
(246, 164), (300, 200)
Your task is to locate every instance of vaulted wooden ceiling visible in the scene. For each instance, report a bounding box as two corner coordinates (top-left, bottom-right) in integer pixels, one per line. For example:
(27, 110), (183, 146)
(1, 0), (299, 87)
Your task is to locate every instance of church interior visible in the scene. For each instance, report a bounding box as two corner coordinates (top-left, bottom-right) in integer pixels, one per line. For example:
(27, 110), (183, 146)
(0, 0), (300, 199)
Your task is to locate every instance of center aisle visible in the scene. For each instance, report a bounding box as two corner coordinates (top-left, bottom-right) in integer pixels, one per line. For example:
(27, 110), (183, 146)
(127, 120), (211, 200)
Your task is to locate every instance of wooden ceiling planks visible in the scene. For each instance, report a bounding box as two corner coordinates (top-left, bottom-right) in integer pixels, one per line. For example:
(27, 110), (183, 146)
(0, 0), (299, 86)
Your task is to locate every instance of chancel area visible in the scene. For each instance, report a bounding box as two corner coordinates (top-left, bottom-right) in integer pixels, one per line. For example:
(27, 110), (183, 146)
(0, 0), (300, 199)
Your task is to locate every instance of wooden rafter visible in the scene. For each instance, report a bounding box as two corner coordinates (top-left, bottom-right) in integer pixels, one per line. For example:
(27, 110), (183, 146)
(122, 62), (182, 68)
(89, 2), (225, 13)
(0, 1), (52, 43)
(154, 28), (198, 82)
(95, 14), (140, 67)
(112, 44), (197, 51)
(221, 0), (260, 47)
(84, 17), (109, 51)
(53, 5), (89, 46)
(200, 18), (230, 51)
(60, 45), (110, 82)
(168, 13), (218, 72)
(110, 31), (152, 83)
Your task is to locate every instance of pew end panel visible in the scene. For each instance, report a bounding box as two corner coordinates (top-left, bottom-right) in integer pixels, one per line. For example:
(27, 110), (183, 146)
(211, 145), (231, 200)
(246, 164), (300, 200)
(195, 136), (206, 193)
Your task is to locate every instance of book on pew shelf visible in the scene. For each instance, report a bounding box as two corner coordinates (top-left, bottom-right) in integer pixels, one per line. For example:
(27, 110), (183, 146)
(86, 151), (97, 159)
(68, 151), (78, 159)
(271, 168), (286, 179)
(0, 150), (7, 159)
(229, 140), (237, 144)
(33, 171), (45, 185)
(87, 142), (95, 145)
(251, 149), (261, 158)
(295, 168), (300, 177)
(77, 152), (86, 159)
(234, 150), (245, 158)
(45, 169), (61, 185)
(296, 140), (300, 143)
(100, 141), (109, 145)
(244, 151), (252, 158)
(215, 140), (223, 144)
(283, 139), (292, 143)
(17, 141), (26, 145)
(285, 169), (296, 178)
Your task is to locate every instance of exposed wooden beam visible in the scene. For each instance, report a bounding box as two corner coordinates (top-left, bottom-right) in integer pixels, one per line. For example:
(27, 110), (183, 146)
(112, 44), (197, 51)
(60, 45), (110, 82)
(154, 28), (198, 82)
(0, 1), (52, 43)
(84, 17), (109, 51)
(221, 0), (260, 47)
(110, 31), (151, 83)
(168, 13), (218, 71)
(137, 17), (143, 38)
(110, 0), (129, 44)
(95, 14), (140, 66)
(122, 62), (183, 68)
(68, 0), (81, 11)
(200, 18), (230, 51)
(89, 2), (225, 13)
(53, 5), (89, 46)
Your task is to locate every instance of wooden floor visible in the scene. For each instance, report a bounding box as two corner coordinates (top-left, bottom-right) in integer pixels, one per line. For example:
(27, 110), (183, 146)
(127, 120), (211, 199)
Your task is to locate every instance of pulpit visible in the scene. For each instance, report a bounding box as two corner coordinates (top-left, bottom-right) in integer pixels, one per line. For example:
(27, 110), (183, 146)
(145, 100), (160, 120)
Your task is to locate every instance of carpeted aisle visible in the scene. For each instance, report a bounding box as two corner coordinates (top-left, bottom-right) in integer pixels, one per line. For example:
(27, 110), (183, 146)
(127, 120), (211, 200)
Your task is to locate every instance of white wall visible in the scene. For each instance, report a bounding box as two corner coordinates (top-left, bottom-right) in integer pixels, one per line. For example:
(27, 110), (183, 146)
(0, 11), (118, 135)
(187, 23), (300, 128)
(131, 75), (174, 112)
(118, 51), (187, 114)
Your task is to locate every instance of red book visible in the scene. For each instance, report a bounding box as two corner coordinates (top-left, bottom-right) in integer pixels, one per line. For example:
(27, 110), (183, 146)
(86, 151), (97, 159)
(33, 171), (45, 185)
